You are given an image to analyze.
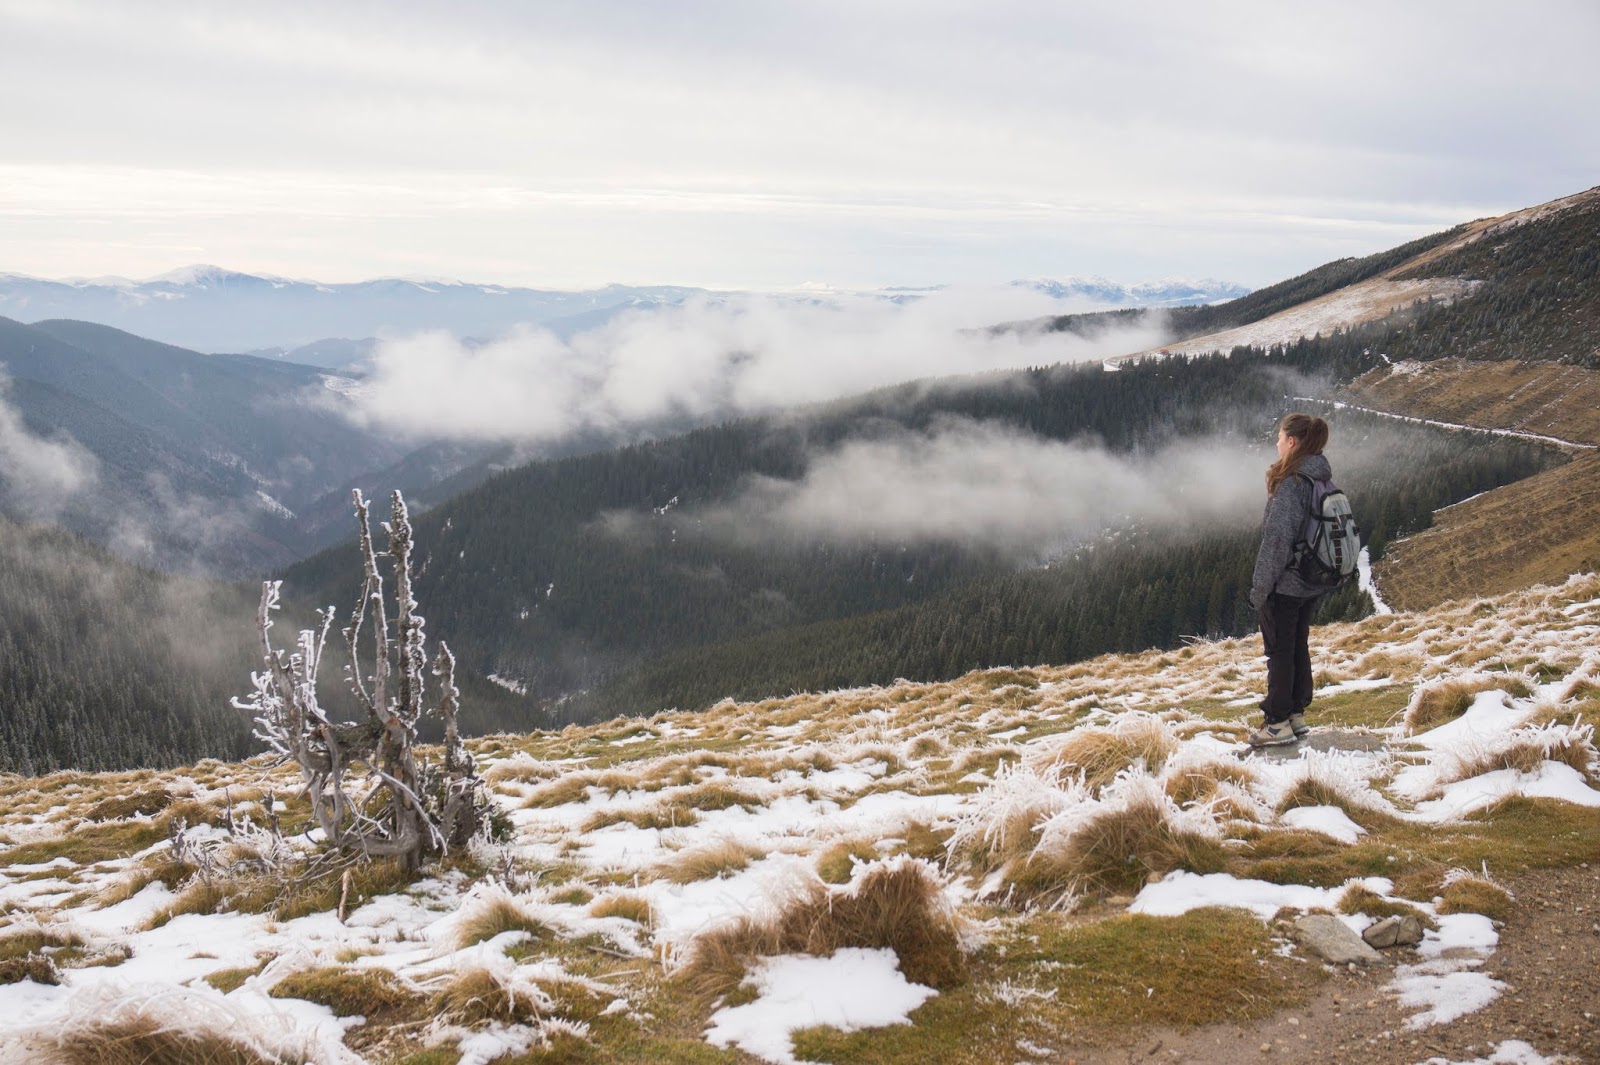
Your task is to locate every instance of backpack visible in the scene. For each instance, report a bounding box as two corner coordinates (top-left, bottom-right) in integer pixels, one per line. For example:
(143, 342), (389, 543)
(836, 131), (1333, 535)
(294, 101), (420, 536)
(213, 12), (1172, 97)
(1293, 473), (1361, 588)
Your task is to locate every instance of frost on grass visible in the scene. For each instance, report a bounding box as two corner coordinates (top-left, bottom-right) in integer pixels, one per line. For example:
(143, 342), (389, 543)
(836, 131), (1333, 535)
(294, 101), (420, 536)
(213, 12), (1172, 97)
(11, 982), (357, 1064)
(5, 571), (1600, 1059)
(954, 763), (1226, 910)
(678, 856), (966, 1002)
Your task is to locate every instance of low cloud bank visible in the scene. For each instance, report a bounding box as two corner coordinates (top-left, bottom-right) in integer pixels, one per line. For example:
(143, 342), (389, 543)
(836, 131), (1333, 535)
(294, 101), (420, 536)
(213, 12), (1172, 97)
(349, 288), (1170, 444)
(679, 418), (1273, 556)
(0, 374), (99, 520)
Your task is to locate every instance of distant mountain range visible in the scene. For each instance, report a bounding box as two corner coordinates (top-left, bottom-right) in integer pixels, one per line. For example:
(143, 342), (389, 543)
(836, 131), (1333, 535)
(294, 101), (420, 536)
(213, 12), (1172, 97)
(1011, 276), (1250, 306)
(0, 267), (1249, 357)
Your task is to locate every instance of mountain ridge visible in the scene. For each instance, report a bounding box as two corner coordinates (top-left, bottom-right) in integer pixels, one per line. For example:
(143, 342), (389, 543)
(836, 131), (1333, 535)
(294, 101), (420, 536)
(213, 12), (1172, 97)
(0, 268), (1250, 354)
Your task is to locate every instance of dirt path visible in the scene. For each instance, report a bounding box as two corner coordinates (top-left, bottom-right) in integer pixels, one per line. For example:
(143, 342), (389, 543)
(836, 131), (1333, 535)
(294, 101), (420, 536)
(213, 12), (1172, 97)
(1047, 864), (1600, 1065)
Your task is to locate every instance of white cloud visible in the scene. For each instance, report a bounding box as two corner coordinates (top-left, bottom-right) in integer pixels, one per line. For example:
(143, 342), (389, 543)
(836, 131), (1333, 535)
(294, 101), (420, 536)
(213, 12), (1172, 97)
(2, 1), (1594, 286)
(0, 373), (98, 519)
(349, 288), (1169, 443)
(685, 418), (1270, 555)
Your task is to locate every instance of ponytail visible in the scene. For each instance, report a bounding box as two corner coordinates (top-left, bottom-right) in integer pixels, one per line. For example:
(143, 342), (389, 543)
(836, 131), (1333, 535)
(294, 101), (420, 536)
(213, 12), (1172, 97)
(1266, 413), (1329, 495)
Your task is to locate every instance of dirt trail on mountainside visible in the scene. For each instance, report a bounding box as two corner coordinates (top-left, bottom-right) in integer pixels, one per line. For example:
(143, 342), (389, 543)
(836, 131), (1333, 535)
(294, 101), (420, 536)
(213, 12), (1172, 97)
(1048, 863), (1600, 1065)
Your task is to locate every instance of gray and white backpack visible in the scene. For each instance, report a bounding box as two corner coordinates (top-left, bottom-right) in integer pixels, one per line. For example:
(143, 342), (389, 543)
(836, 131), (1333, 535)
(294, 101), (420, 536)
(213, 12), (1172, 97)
(1293, 473), (1361, 588)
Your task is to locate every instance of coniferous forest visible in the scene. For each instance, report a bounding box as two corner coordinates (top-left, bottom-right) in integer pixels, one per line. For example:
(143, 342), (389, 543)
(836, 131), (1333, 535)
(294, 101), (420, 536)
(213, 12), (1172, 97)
(284, 339), (1561, 730)
(6, 192), (1595, 771)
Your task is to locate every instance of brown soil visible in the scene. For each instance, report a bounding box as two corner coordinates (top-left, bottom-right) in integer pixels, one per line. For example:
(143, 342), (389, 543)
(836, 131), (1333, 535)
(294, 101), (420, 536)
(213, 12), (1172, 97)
(1044, 863), (1600, 1064)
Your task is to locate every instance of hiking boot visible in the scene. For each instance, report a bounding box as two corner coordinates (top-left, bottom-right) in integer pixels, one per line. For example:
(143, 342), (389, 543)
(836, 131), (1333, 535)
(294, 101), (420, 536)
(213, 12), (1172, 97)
(1288, 712), (1310, 739)
(1247, 720), (1299, 748)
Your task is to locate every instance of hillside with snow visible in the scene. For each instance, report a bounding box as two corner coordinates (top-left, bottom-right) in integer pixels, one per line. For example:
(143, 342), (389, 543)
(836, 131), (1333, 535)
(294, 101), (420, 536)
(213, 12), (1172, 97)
(3, 571), (1597, 1064)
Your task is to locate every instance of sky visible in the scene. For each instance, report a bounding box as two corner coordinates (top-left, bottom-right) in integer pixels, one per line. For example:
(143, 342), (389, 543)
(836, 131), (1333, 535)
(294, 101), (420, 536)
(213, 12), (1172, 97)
(2, 0), (1597, 291)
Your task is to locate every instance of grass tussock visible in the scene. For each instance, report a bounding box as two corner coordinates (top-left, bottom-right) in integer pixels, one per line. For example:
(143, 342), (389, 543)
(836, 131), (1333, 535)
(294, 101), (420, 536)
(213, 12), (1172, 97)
(653, 839), (765, 885)
(269, 966), (424, 1018)
(1037, 714), (1177, 792)
(1337, 885), (1437, 928)
(0, 954), (60, 985)
(588, 892), (655, 927)
(1442, 723), (1599, 789)
(582, 804), (701, 832)
(1438, 871), (1516, 922)
(1009, 790), (1227, 907)
(17, 1007), (293, 1065)
(146, 855), (413, 925)
(1164, 760), (1257, 808)
(202, 964), (267, 994)
(432, 967), (547, 1026)
(0, 927), (84, 962)
(1276, 776), (1371, 818)
(83, 790), (175, 822)
(523, 775), (598, 810)
(1405, 673), (1534, 735)
(816, 839), (881, 884)
(454, 895), (552, 949)
(680, 858), (964, 1002)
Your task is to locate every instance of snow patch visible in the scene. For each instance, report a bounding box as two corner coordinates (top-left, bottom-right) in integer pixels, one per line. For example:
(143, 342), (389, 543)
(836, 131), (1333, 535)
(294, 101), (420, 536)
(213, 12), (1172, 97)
(704, 948), (936, 1064)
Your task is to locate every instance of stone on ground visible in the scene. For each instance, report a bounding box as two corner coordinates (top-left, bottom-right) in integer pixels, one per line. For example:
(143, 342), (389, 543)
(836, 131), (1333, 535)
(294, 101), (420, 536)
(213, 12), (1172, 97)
(1294, 914), (1383, 965)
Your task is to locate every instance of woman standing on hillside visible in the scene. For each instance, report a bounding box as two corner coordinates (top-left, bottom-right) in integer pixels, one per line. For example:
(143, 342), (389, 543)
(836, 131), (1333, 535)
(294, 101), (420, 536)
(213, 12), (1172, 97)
(1247, 412), (1333, 748)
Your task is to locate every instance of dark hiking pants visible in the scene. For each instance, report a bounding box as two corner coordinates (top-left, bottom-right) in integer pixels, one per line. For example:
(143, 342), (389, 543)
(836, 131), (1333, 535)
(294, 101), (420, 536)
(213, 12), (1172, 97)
(1259, 592), (1320, 724)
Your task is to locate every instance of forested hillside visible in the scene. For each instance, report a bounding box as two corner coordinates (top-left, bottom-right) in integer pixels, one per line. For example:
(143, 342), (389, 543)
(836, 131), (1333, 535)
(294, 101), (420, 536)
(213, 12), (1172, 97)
(283, 335), (1560, 727)
(0, 511), (536, 774)
(1390, 192), (1600, 366)
(577, 421), (1552, 719)
(1038, 223), (1468, 344)
(0, 317), (405, 575)
(0, 517), (258, 774)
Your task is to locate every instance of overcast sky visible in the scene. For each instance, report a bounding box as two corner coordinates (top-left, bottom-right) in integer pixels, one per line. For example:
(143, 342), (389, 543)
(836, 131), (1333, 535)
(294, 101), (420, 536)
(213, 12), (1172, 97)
(3, 0), (1596, 291)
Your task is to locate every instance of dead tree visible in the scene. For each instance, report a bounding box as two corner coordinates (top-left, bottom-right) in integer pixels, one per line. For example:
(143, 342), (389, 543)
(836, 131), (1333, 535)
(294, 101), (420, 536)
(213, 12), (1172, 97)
(235, 489), (495, 873)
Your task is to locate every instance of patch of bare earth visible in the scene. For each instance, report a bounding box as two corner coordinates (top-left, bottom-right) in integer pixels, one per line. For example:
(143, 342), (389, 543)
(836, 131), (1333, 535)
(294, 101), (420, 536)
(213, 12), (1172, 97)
(1044, 864), (1600, 1065)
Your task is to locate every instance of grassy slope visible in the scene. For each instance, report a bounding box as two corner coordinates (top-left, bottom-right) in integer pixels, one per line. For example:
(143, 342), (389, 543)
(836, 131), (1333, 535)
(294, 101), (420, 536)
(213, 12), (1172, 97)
(3, 572), (1598, 1063)
(1341, 359), (1600, 610)
(1375, 451), (1600, 611)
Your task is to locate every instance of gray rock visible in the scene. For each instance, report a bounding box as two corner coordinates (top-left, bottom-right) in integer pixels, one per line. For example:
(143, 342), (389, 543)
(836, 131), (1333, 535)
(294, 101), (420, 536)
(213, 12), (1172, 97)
(1294, 914), (1383, 965)
(1363, 915), (1425, 948)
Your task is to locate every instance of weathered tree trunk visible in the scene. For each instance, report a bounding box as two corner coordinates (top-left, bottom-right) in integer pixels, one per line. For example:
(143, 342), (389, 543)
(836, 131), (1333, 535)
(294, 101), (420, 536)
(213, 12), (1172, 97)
(236, 490), (496, 872)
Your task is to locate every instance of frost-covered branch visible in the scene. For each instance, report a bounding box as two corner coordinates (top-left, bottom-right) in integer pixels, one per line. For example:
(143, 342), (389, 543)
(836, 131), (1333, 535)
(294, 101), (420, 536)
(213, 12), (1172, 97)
(236, 490), (501, 873)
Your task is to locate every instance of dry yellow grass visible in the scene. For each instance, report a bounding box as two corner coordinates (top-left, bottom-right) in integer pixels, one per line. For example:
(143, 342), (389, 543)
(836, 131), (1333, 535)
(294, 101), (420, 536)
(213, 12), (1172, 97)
(1438, 872), (1515, 922)
(1164, 760), (1258, 808)
(1035, 714), (1176, 791)
(1404, 673), (1534, 735)
(1007, 792), (1227, 907)
(268, 966), (424, 1018)
(432, 967), (545, 1025)
(680, 859), (964, 1002)
(522, 774), (598, 810)
(1376, 454), (1600, 612)
(453, 896), (551, 949)
(1443, 733), (1598, 789)
(18, 1025), (285, 1065)
(588, 892), (655, 927)
(653, 839), (765, 885)
(1337, 885), (1437, 928)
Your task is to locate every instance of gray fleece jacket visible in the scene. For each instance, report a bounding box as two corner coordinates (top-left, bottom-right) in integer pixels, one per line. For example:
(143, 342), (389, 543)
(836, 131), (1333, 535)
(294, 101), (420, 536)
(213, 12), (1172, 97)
(1249, 452), (1333, 609)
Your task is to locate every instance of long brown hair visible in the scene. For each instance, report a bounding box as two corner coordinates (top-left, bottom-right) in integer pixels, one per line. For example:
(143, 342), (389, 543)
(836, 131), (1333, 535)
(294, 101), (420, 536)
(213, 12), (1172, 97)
(1266, 412), (1329, 495)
